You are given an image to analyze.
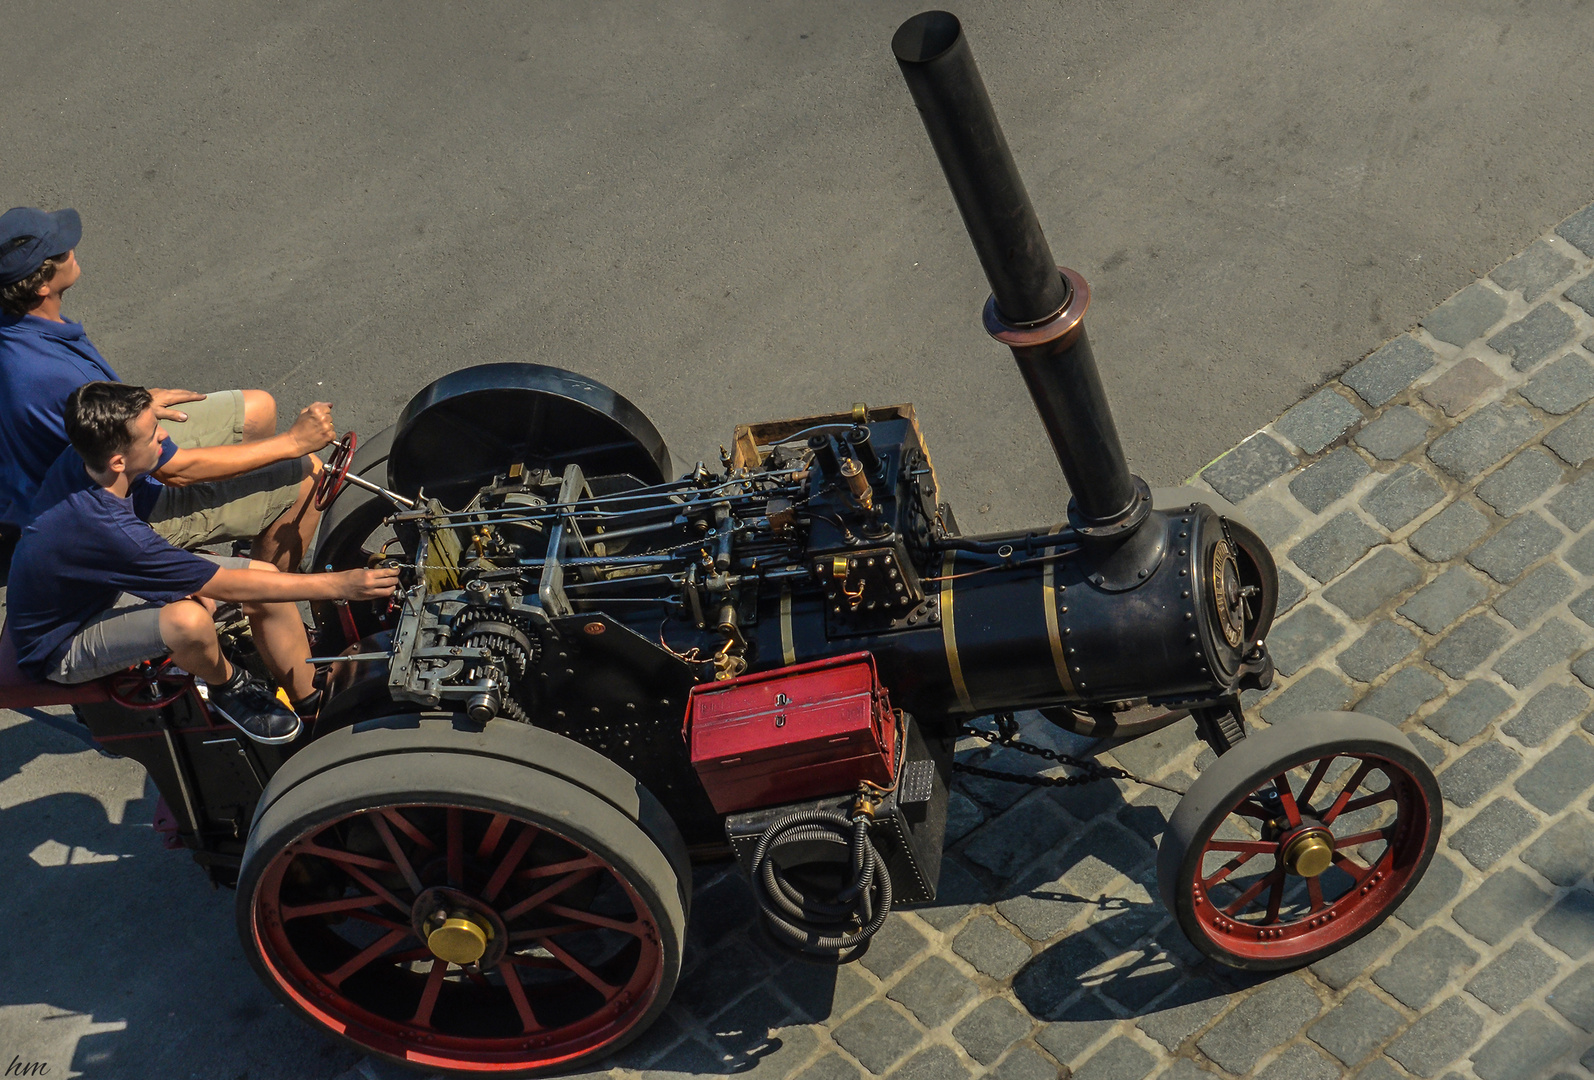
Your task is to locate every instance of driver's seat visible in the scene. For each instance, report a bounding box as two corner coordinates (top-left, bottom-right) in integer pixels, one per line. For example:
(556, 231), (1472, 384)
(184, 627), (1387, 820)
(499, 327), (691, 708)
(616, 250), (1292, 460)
(0, 627), (111, 708)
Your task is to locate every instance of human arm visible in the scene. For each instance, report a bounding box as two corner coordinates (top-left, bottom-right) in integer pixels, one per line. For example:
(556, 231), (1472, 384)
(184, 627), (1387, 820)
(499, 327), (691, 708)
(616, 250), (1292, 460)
(199, 565), (400, 603)
(153, 402), (335, 486)
(149, 388), (207, 423)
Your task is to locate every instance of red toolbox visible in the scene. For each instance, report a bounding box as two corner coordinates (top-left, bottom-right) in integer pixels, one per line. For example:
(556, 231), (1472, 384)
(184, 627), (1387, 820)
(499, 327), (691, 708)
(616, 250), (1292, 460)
(686, 652), (898, 814)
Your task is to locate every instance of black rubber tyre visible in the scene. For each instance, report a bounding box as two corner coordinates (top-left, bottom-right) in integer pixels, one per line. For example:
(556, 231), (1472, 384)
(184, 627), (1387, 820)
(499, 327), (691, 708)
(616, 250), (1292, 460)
(1157, 712), (1441, 970)
(237, 715), (690, 1075)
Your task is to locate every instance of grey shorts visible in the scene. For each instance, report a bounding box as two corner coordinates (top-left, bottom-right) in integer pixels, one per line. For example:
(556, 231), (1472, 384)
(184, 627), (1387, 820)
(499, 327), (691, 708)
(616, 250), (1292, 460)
(46, 554), (250, 684)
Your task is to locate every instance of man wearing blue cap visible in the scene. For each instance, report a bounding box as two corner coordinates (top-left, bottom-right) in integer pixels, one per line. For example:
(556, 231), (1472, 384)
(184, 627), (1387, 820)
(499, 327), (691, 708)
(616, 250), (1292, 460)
(0, 206), (332, 572)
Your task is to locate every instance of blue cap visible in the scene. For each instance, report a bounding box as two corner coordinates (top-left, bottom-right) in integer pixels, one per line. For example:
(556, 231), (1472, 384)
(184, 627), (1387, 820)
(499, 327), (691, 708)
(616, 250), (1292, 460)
(0, 207), (82, 286)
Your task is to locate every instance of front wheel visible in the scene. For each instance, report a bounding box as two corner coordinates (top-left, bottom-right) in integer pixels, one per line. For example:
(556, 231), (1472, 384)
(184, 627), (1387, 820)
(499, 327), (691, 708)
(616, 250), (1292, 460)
(1157, 711), (1441, 970)
(237, 717), (689, 1075)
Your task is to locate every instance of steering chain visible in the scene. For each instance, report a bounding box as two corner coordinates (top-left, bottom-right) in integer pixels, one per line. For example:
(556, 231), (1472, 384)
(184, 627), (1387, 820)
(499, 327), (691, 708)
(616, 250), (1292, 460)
(955, 712), (1187, 795)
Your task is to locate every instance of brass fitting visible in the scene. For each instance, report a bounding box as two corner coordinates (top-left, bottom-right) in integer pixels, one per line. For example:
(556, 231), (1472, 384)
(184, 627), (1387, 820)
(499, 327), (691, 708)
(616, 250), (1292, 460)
(1282, 830), (1335, 878)
(427, 914), (493, 965)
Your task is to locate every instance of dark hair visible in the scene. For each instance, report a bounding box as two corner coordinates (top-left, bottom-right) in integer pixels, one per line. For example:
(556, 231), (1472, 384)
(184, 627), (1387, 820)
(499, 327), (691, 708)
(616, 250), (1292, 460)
(65, 381), (153, 470)
(0, 253), (65, 317)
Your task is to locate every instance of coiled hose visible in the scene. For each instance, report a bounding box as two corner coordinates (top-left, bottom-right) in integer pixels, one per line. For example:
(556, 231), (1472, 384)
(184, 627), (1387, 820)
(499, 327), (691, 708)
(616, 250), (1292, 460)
(750, 809), (892, 962)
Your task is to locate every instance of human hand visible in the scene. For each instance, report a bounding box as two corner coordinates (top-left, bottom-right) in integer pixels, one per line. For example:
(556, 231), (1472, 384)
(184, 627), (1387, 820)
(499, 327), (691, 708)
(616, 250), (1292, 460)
(149, 388), (206, 423)
(334, 567), (401, 600)
(288, 402), (336, 455)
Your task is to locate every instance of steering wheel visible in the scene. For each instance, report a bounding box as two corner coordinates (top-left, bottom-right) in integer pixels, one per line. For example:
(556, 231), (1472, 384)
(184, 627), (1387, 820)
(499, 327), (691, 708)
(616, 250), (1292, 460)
(106, 657), (194, 710)
(314, 431), (358, 512)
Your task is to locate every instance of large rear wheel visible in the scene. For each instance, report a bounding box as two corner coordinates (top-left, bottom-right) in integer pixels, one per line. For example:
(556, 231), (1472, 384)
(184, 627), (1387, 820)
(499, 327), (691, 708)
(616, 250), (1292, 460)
(238, 717), (689, 1075)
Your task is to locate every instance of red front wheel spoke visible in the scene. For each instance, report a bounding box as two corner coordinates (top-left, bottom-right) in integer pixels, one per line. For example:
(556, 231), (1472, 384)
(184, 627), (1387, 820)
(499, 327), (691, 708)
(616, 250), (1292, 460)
(296, 842), (398, 875)
(1264, 873), (1286, 923)
(1205, 840), (1276, 855)
(1231, 798), (1274, 820)
(1306, 876), (1326, 913)
(499, 868), (600, 923)
(539, 902), (647, 937)
(1331, 851), (1373, 885)
(1335, 827), (1393, 848)
(325, 928), (411, 989)
(1203, 850), (1258, 889)
(508, 923), (591, 942)
(325, 860), (412, 916)
(515, 854), (605, 881)
(447, 808), (464, 888)
(369, 812), (424, 896)
(483, 825), (540, 904)
(1339, 789), (1398, 818)
(1272, 775), (1302, 827)
(380, 808), (436, 851)
(1321, 761), (1375, 824)
(1223, 868), (1283, 917)
(1299, 756), (1336, 808)
(498, 961), (543, 1033)
(281, 894), (385, 920)
(477, 814), (511, 859)
(411, 959), (449, 1028)
(542, 939), (618, 999)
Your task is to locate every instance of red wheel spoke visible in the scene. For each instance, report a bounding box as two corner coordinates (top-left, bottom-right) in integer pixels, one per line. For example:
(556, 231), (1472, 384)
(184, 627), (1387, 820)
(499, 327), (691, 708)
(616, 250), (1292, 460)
(499, 868), (600, 923)
(281, 894), (385, 920)
(515, 854), (606, 881)
(386, 947), (437, 963)
(1335, 827), (1392, 848)
(1231, 798), (1274, 820)
(447, 808), (464, 888)
(326, 927), (410, 989)
(498, 961), (543, 1033)
(1264, 872), (1285, 923)
(345, 910), (411, 932)
(483, 825), (540, 904)
(296, 842), (398, 874)
(540, 902), (645, 937)
(508, 923), (590, 941)
(1306, 876), (1326, 913)
(464, 969), (492, 987)
(369, 812), (424, 896)
(1321, 761), (1375, 824)
(1340, 790), (1397, 817)
(1203, 851), (1257, 889)
(478, 814), (511, 859)
(327, 860), (413, 916)
(543, 938), (618, 998)
(411, 959), (449, 1028)
(1205, 840), (1276, 855)
(1331, 851), (1373, 885)
(505, 953), (566, 971)
(381, 808), (436, 851)
(1272, 775), (1302, 827)
(1223, 868), (1282, 917)
(1299, 757), (1336, 808)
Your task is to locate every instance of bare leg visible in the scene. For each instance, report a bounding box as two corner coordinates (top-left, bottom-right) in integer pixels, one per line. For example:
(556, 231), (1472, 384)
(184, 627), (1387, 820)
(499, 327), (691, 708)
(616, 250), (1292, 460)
(236, 561), (317, 701)
(251, 455), (324, 573)
(241, 390), (278, 440)
(159, 598), (229, 683)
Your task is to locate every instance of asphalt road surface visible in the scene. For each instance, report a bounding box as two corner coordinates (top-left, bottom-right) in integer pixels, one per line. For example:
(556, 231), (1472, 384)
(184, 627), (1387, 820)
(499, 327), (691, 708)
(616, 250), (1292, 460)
(3, 1), (1594, 1076)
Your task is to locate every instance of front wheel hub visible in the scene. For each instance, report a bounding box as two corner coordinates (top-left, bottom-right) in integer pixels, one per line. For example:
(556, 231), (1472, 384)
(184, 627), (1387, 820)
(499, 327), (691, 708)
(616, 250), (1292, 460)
(428, 916), (490, 965)
(1282, 828), (1335, 877)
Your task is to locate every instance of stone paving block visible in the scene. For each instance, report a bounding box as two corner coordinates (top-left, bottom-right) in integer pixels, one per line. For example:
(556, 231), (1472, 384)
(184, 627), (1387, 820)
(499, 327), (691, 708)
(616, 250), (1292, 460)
(1057, 820), (1155, 897)
(950, 999), (1032, 1066)
(1049, 774), (1133, 825)
(1386, 996), (1484, 1078)
(1452, 867), (1551, 944)
(887, 1045), (971, 1080)
(1505, 682), (1591, 746)
(1150, 1061), (1213, 1080)
(961, 792), (1073, 879)
(1356, 405), (1433, 460)
(1071, 1036), (1156, 1080)
(1118, 776), (1185, 845)
(912, 858), (987, 932)
(1277, 388), (1365, 455)
(1307, 987), (1404, 1066)
(1374, 926), (1480, 1008)
(641, 1035), (728, 1079)
(1424, 679), (1512, 742)
(1323, 546), (1426, 618)
(1293, 513), (1385, 585)
(1548, 473), (1594, 533)
(1488, 302), (1578, 371)
(782, 958), (874, 1025)
(1088, 876), (1164, 950)
(1425, 286), (1510, 347)
(1525, 353), (1594, 415)
(1567, 274), (1594, 318)
(1267, 603), (1346, 676)
(857, 916), (931, 981)
(795, 1054), (867, 1080)
(1256, 1044), (1341, 1080)
(1194, 974), (1322, 1075)
(1399, 567), (1490, 632)
(1494, 616), (1585, 687)
(1523, 812), (1594, 885)
(1492, 240), (1577, 302)
(1407, 728), (1450, 768)
(995, 866), (1092, 944)
(1426, 616), (1511, 679)
(1409, 502), (1492, 563)
(1108, 717), (1197, 778)
(1422, 356), (1504, 418)
(1429, 403), (1543, 480)
(1394, 852), (1464, 928)
(831, 1001), (923, 1075)
(1557, 205), (1594, 256)
(1339, 620), (1420, 681)
(1469, 1008), (1574, 1080)
(1469, 513), (1564, 584)
(1034, 998), (1117, 1063)
(1311, 924), (1401, 988)
(1259, 667), (1355, 723)
(1236, 494), (1300, 548)
(1012, 937), (1112, 1021)
(1545, 406), (1594, 466)
(1357, 665), (1446, 724)
(1344, 337), (1438, 407)
(944, 791), (985, 844)
(1350, 1062), (1405, 1080)
(1548, 963), (1594, 1032)
(1477, 448), (1563, 516)
(1535, 887), (1594, 959)
(1438, 742), (1523, 808)
(1362, 464), (1447, 532)
(1574, 650), (1594, 689)
(1450, 797), (1539, 870)
(985, 1048), (1055, 1080)
(951, 916), (1031, 981)
(1201, 433), (1298, 502)
(1466, 940), (1561, 1014)
(886, 956), (978, 1028)
(1514, 732), (1594, 812)
(1100, 945), (1184, 1011)
(1136, 977), (1227, 1050)
(1494, 563), (1574, 628)
(1289, 445), (1371, 512)
(1275, 567), (1307, 614)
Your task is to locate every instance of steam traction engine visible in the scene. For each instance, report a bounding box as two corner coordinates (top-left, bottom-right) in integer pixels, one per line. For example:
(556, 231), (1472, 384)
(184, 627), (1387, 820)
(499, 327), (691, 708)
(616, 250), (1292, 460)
(18, 13), (1441, 1076)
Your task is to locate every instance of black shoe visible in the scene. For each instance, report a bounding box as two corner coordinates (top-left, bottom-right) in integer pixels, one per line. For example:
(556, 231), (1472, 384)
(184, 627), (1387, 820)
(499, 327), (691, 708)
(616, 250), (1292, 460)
(209, 668), (303, 745)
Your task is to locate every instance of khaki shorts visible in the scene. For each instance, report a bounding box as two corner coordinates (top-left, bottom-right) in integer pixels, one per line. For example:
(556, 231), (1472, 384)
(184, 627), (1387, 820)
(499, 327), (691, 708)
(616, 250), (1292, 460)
(46, 554), (250, 684)
(146, 390), (308, 549)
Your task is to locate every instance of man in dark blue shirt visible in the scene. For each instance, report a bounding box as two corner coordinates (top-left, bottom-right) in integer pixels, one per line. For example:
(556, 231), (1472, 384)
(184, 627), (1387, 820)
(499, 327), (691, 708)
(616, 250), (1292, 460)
(0, 206), (332, 572)
(7, 381), (398, 742)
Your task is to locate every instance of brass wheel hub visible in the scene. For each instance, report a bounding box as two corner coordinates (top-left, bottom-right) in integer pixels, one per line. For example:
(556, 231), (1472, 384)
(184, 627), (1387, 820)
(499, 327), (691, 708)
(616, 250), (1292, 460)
(1282, 829), (1335, 877)
(429, 916), (491, 965)
(411, 885), (508, 968)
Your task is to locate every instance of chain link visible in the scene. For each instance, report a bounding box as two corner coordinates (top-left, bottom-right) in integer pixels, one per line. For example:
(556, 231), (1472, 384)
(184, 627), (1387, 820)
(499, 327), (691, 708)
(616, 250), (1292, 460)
(955, 712), (1187, 795)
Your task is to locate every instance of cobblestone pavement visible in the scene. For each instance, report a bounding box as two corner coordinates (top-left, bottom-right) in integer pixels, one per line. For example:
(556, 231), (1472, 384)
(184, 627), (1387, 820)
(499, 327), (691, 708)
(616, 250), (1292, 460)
(347, 200), (1594, 1080)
